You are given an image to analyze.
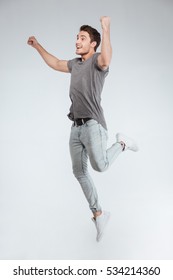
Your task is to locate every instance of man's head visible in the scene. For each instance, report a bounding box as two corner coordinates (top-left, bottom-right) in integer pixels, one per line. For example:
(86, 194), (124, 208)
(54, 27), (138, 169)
(76, 25), (101, 56)
(80, 25), (101, 51)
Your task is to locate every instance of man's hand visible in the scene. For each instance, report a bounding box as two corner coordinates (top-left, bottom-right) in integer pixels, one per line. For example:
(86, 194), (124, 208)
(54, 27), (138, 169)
(27, 36), (39, 48)
(100, 16), (111, 31)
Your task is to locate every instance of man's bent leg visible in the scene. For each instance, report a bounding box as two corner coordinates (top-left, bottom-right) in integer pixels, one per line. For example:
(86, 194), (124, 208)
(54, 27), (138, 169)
(81, 120), (123, 172)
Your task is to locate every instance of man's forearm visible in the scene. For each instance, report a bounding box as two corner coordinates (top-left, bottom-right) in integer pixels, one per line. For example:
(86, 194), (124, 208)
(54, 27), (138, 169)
(98, 16), (112, 69)
(35, 43), (60, 70)
(100, 26), (112, 67)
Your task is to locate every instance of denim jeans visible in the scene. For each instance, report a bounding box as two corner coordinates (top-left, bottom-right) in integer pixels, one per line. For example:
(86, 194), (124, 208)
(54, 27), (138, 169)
(69, 119), (122, 213)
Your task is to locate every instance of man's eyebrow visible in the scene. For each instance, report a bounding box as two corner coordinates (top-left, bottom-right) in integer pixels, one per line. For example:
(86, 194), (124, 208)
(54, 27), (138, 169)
(77, 34), (87, 39)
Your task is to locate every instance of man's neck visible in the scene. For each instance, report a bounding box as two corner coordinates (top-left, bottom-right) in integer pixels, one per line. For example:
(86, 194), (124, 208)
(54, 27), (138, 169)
(81, 51), (96, 61)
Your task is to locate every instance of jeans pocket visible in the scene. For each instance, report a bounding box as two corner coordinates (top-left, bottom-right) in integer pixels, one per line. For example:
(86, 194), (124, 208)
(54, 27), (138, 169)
(86, 119), (98, 127)
(99, 124), (108, 141)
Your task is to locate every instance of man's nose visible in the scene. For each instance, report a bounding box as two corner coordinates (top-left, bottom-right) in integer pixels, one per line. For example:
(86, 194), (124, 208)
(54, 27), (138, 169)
(76, 37), (80, 43)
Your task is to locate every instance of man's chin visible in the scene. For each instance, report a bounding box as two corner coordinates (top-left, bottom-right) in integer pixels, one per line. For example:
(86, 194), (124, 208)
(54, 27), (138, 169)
(76, 49), (82, 55)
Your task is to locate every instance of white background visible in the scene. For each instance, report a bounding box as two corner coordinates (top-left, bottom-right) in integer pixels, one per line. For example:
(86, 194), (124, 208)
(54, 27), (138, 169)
(0, 0), (173, 259)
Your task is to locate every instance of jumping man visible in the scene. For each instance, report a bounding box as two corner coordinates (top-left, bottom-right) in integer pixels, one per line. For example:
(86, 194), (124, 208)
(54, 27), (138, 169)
(27, 16), (138, 242)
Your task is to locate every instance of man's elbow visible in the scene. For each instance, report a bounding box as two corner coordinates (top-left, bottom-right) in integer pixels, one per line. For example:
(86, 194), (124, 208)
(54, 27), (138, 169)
(100, 63), (109, 70)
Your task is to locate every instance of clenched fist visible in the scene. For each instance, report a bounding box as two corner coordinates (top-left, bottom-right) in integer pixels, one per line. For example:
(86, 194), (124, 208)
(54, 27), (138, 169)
(27, 36), (39, 48)
(100, 16), (111, 31)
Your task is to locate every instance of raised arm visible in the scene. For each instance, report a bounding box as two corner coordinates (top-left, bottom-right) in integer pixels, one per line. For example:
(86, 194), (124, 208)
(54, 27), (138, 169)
(27, 36), (69, 73)
(97, 16), (112, 70)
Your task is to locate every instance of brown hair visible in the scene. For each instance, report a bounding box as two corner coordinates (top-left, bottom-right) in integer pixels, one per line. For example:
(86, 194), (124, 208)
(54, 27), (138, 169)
(80, 25), (101, 51)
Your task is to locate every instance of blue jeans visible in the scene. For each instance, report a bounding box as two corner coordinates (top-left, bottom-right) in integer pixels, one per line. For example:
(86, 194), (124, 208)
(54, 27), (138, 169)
(69, 119), (122, 213)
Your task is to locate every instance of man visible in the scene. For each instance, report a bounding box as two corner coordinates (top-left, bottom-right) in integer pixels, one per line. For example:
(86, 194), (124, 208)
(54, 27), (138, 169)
(27, 16), (138, 242)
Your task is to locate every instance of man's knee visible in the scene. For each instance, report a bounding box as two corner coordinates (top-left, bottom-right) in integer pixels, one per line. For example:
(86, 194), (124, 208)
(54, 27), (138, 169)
(92, 161), (108, 172)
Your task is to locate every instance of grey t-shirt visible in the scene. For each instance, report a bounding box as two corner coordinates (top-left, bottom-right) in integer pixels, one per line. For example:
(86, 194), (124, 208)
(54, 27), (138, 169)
(67, 52), (109, 130)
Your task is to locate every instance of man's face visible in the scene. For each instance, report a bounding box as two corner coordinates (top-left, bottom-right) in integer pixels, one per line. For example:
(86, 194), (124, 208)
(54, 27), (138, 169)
(76, 31), (95, 55)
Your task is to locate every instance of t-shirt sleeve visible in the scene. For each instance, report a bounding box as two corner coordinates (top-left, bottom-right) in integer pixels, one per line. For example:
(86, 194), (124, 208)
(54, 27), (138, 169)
(67, 60), (72, 73)
(67, 58), (78, 73)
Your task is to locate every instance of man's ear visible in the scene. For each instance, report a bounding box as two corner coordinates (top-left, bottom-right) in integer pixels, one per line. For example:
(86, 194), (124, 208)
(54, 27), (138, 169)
(91, 41), (97, 49)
